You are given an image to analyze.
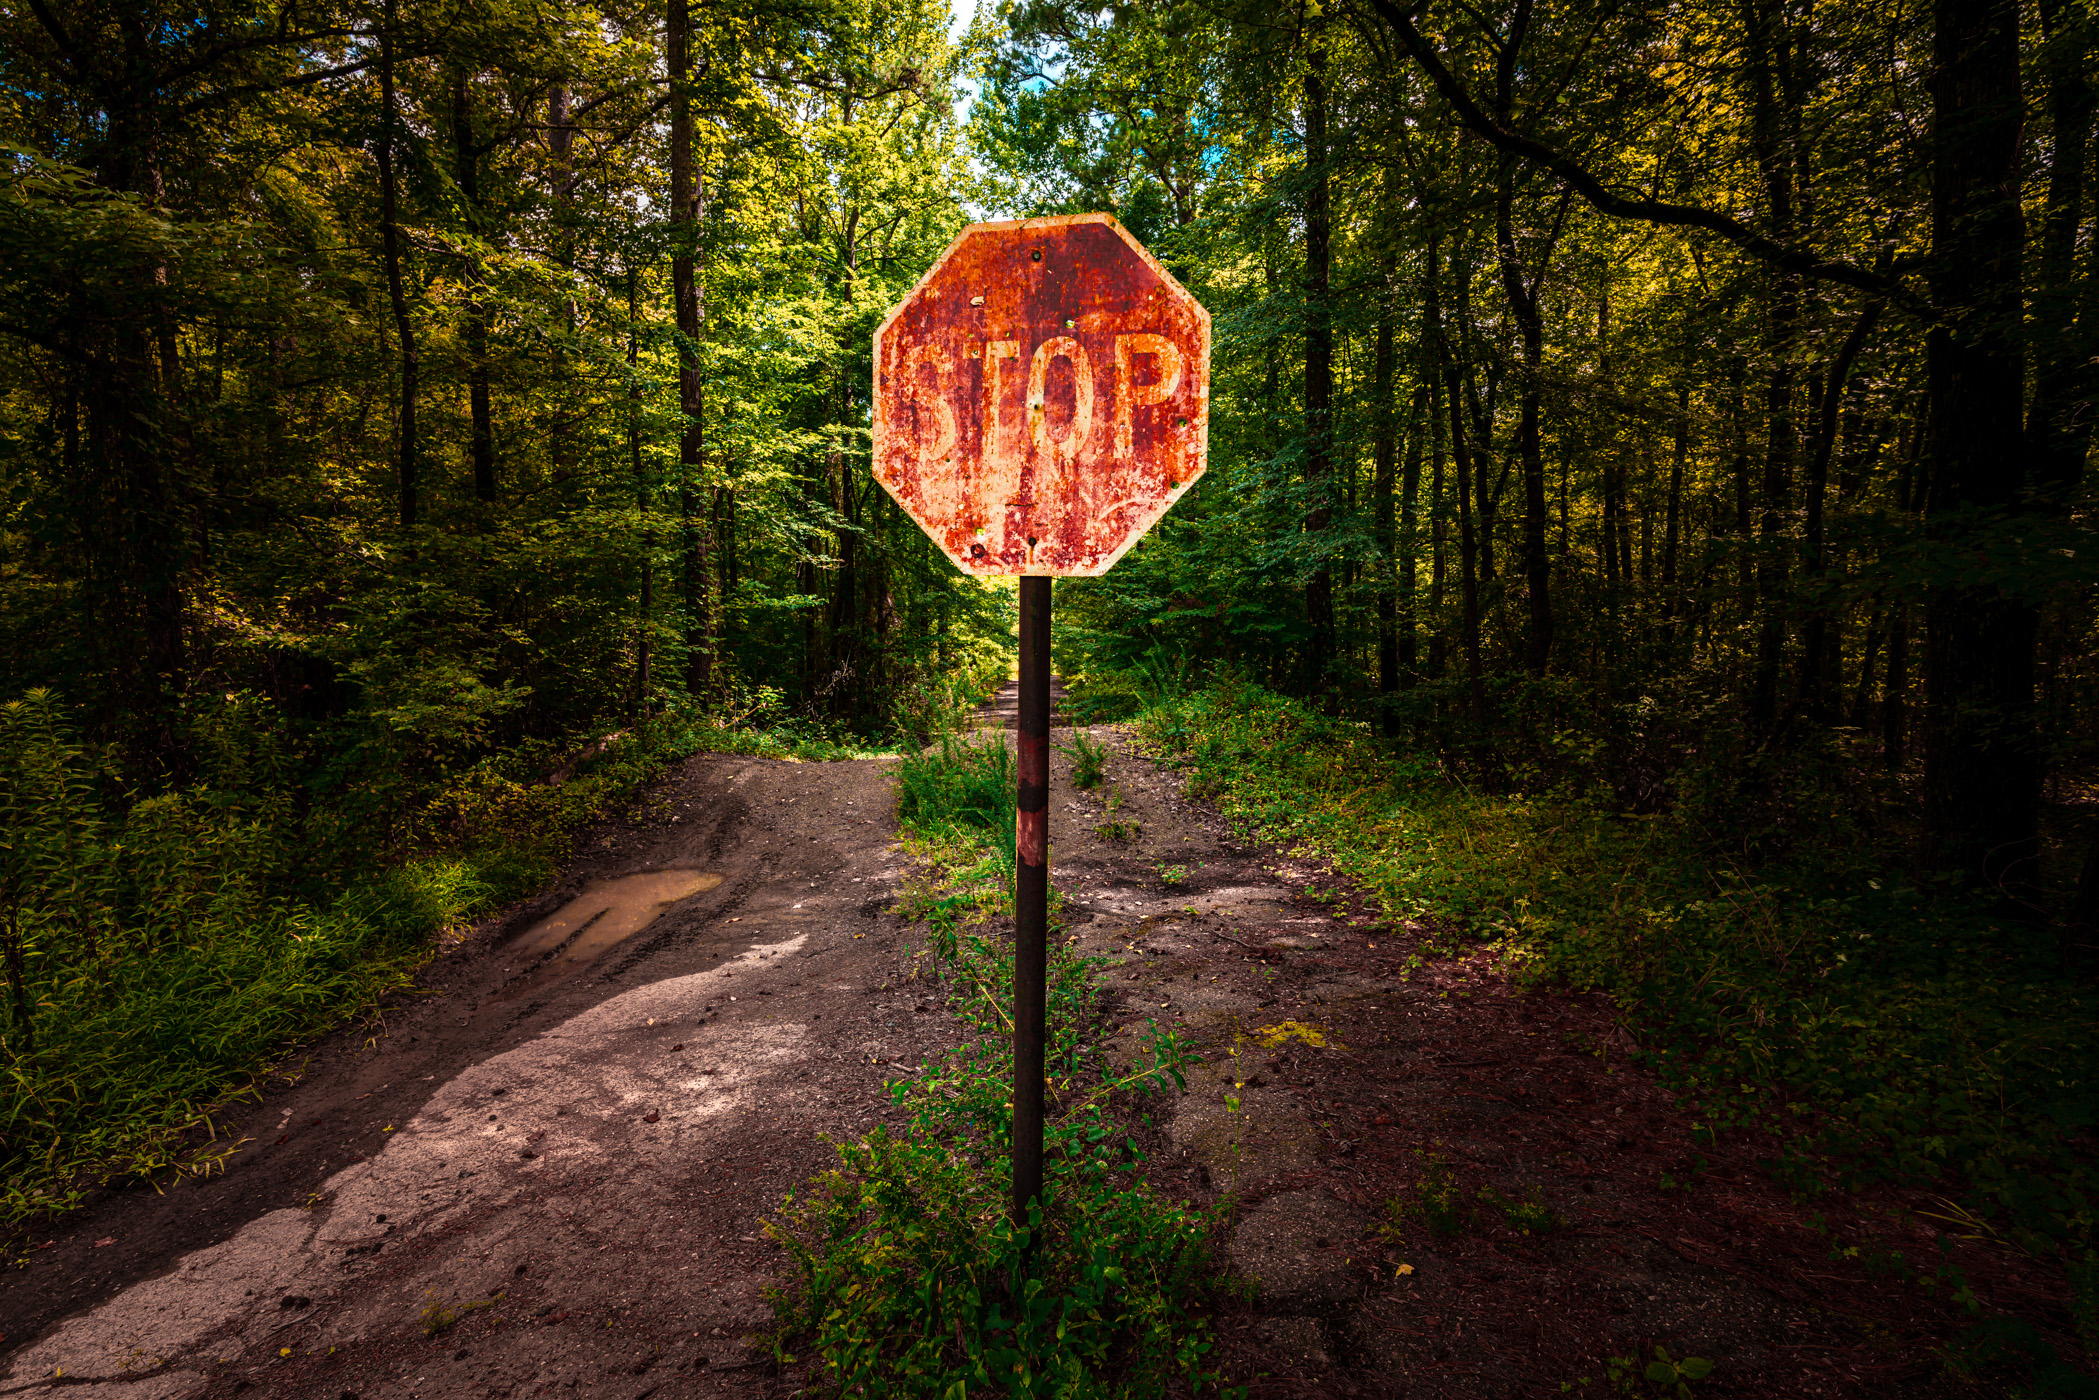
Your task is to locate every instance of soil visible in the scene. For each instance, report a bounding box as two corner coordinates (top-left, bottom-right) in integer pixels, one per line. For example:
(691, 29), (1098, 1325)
(0, 690), (2083, 1399)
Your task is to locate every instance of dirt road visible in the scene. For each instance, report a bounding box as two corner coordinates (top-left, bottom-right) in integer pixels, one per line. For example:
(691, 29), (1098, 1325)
(1, 752), (940, 1399)
(2, 709), (2057, 1398)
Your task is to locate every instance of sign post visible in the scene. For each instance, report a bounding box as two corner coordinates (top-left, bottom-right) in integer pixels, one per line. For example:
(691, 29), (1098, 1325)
(1013, 574), (1050, 1225)
(870, 213), (1211, 1233)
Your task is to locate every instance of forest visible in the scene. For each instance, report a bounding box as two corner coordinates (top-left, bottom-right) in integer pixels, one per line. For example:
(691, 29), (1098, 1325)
(0, 0), (2095, 1383)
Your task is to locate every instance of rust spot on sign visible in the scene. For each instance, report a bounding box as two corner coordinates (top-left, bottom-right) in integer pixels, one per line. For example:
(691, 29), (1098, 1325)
(871, 213), (1211, 576)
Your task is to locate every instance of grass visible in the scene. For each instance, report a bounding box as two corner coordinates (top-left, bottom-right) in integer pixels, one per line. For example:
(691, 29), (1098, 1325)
(1058, 730), (1109, 790)
(762, 734), (1241, 1398)
(1116, 677), (2099, 1349)
(893, 733), (1017, 871)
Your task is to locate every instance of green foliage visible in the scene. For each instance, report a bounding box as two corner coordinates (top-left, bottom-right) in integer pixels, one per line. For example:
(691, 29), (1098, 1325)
(1477, 1184), (1562, 1236)
(1641, 1347), (1715, 1395)
(1057, 730), (1109, 790)
(896, 735), (1019, 874)
(1411, 1152), (1466, 1239)
(1119, 679), (2099, 1284)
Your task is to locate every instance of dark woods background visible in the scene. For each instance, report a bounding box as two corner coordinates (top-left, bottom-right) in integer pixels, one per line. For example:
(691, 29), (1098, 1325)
(0, 0), (2095, 1278)
(982, 0), (2098, 929)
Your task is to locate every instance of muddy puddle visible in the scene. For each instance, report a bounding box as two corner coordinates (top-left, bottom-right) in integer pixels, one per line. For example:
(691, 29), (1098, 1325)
(495, 869), (724, 1000)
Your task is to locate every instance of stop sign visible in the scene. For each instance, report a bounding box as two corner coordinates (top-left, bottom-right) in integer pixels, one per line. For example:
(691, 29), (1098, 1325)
(872, 213), (1210, 576)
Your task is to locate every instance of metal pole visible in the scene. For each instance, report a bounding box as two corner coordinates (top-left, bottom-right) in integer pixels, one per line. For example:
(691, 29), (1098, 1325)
(1013, 575), (1050, 1234)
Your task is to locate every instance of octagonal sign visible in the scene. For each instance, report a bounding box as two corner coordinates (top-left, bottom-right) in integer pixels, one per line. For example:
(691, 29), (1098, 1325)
(872, 213), (1210, 576)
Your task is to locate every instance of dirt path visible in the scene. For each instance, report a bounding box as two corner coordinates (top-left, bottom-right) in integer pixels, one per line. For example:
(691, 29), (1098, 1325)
(2, 714), (2068, 1398)
(0, 753), (950, 1399)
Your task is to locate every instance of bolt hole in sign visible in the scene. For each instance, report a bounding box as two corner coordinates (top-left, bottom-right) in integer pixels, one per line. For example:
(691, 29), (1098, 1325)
(872, 214), (1211, 576)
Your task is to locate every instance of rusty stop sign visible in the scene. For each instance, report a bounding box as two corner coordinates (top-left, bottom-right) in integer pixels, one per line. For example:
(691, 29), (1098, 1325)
(872, 213), (1211, 574)
(872, 215), (1210, 1242)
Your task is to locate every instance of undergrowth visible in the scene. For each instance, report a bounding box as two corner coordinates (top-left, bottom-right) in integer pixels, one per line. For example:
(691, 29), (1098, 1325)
(1118, 676), (2098, 1353)
(764, 733), (1240, 1397)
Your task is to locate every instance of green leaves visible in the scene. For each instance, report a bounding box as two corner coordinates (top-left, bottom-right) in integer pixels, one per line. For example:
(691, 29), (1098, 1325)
(1644, 1345), (1714, 1392)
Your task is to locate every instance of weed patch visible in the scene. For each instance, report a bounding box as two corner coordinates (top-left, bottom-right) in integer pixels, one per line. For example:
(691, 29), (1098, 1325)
(1478, 1184), (1562, 1236)
(1058, 730), (1109, 790)
(763, 738), (1241, 1397)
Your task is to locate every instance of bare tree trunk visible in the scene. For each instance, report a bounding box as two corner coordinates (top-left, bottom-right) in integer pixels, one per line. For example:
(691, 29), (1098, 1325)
(1799, 299), (1883, 719)
(1662, 384), (1695, 646)
(1726, 356), (1752, 623)
(1492, 9), (1553, 675)
(1445, 365), (1487, 732)
(549, 82), (577, 478)
(1373, 237), (1399, 733)
(378, 0), (418, 530)
(828, 206), (861, 713)
(669, 0), (713, 699)
(1746, 0), (1800, 730)
(1400, 379), (1425, 686)
(1303, 24), (1335, 703)
(1426, 235), (1449, 680)
(1923, 0), (2037, 893)
(2029, 0), (2095, 504)
(453, 68), (495, 504)
(629, 271), (652, 725)
(1851, 604), (1883, 729)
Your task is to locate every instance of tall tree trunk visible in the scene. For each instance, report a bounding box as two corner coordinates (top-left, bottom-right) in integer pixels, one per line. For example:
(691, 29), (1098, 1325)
(2029, 0), (2094, 503)
(1452, 254), (1498, 585)
(1798, 299), (1883, 719)
(1745, 0), (1800, 730)
(828, 207), (861, 710)
(548, 83), (577, 477)
(1400, 376), (1426, 686)
(1726, 355), (1752, 620)
(453, 69), (495, 504)
(1851, 604), (1883, 728)
(1884, 603), (1911, 765)
(378, 0), (418, 530)
(1492, 4), (1552, 674)
(669, 0), (713, 699)
(1426, 234), (1448, 679)
(629, 270), (652, 725)
(1597, 294), (1619, 595)
(1446, 366), (1488, 733)
(1303, 25), (1335, 702)
(1884, 417), (1922, 766)
(1660, 384), (1688, 644)
(1923, 0), (2037, 892)
(1373, 239), (1399, 734)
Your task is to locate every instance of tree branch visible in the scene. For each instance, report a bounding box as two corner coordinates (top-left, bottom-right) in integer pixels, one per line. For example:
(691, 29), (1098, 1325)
(179, 53), (381, 116)
(22, 0), (84, 74)
(1361, 0), (1917, 308)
